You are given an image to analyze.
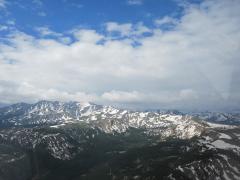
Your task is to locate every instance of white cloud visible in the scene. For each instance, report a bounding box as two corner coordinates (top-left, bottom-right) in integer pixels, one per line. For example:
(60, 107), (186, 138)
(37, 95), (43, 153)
(35, 27), (62, 37)
(155, 16), (178, 26)
(134, 22), (151, 35)
(101, 89), (202, 110)
(106, 22), (132, 36)
(102, 90), (198, 103)
(105, 22), (151, 37)
(35, 27), (72, 44)
(127, 0), (143, 5)
(72, 29), (104, 43)
(0, 0), (240, 110)
(0, 81), (97, 104)
(102, 90), (142, 103)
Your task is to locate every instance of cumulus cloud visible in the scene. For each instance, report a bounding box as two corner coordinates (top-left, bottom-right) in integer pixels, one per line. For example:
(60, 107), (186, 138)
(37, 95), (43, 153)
(35, 27), (62, 37)
(35, 27), (71, 43)
(72, 29), (104, 43)
(102, 90), (198, 103)
(106, 22), (132, 36)
(102, 91), (143, 103)
(105, 22), (151, 37)
(0, 0), (240, 110)
(155, 16), (178, 27)
(0, 81), (97, 104)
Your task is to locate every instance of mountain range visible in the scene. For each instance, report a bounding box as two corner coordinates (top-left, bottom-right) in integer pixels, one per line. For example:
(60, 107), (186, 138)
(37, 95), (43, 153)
(0, 100), (240, 180)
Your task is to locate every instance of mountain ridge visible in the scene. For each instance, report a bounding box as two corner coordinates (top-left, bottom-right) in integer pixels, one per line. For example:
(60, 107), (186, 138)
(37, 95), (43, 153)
(0, 100), (207, 139)
(0, 100), (240, 180)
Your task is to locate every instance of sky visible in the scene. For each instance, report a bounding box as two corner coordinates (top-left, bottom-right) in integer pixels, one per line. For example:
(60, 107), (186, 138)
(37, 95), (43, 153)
(0, 0), (240, 111)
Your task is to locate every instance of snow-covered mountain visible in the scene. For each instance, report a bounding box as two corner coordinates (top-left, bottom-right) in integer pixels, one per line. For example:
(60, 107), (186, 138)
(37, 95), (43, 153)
(1, 122), (240, 180)
(191, 111), (240, 125)
(0, 100), (206, 139)
(1, 101), (240, 180)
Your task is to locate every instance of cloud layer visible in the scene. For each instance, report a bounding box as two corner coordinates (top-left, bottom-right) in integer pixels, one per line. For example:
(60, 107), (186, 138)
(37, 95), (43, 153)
(0, 0), (240, 110)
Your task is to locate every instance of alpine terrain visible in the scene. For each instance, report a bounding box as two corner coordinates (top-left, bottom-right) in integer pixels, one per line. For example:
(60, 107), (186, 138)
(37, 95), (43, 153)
(0, 101), (240, 180)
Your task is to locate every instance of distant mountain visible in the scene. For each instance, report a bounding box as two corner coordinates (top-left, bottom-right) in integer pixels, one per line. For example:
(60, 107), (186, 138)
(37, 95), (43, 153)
(0, 100), (206, 139)
(191, 111), (240, 125)
(0, 101), (240, 180)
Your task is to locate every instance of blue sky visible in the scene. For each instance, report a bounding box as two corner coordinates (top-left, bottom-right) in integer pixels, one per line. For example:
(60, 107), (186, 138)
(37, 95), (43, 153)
(0, 0), (240, 111)
(0, 0), (196, 36)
